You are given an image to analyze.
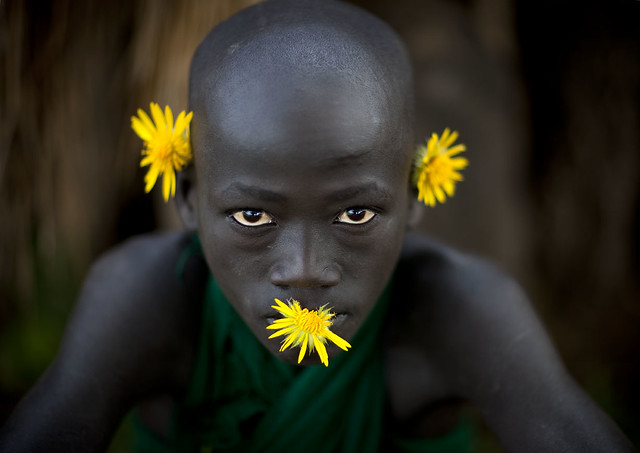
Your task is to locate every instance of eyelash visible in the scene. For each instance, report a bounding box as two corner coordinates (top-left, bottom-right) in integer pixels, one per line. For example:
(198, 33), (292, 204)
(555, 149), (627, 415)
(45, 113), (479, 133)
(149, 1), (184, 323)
(228, 207), (378, 228)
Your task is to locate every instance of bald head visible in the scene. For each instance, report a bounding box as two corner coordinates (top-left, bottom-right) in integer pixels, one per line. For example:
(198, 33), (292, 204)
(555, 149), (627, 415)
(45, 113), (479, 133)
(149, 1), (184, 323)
(188, 0), (414, 158)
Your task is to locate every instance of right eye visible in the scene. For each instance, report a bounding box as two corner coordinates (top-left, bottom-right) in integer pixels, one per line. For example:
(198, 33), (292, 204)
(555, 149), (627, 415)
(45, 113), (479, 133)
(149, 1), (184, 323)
(335, 207), (377, 225)
(230, 209), (274, 227)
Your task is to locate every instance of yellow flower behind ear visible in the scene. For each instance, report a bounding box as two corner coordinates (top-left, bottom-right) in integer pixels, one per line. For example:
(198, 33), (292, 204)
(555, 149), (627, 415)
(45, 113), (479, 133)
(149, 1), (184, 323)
(131, 103), (193, 201)
(266, 299), (351, 367)
(413, 128), (468, 207)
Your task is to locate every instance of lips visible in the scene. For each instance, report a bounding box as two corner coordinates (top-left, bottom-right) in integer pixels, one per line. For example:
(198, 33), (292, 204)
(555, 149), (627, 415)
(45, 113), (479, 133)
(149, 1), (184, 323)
(265, 311), (348, 325)
(327, 312), (347, 328)
(258, 293), (353, 338)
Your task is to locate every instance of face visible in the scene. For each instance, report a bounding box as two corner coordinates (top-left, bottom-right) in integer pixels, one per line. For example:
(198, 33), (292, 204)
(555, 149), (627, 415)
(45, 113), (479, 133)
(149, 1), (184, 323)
(183, 71), (413, 366)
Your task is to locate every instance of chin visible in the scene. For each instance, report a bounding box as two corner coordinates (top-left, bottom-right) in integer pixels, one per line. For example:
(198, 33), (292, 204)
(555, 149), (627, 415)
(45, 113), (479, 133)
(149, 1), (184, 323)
(271, 348), (332, 367)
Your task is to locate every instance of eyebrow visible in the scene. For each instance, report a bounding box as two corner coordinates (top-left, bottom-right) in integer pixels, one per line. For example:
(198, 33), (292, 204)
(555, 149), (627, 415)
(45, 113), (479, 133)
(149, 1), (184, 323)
(220, 181), (392, 204)
(327, 182), (392, 203)
(221, 183), (288, 202)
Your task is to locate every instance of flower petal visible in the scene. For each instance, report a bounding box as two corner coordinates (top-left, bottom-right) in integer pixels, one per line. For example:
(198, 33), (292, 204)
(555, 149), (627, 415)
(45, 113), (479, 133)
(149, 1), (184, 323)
(450, 171), (464, 181)
(272, 299), (297, 317)
(164, 105), (173, 130)
(150, 103), (166, 131)
(425, 188), (436, 207)
(444, 144), (466, 157)
(297, 335), (309, 364)
(443, 180), (455, 196)
(326, 330), (352, 351)
(140, 153), (154, 168)
(144, 165), (160, 193)
(267, 325), (298, 338)
(174, 111), (187, 135)
(267, 319), (296, 328)
(136, 109), (156, 135)
(131, 116), (152, 141)
(162, 169), (175, 201)
(280, 331), (298, 351)
(313, 335), (329, 367)
(451, 157), (469, 169)
(441, 129), (458, 148)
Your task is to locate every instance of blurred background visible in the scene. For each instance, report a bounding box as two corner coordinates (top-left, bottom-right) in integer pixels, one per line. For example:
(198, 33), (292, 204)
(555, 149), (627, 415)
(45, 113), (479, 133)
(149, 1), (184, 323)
(1, 0), (638, 450)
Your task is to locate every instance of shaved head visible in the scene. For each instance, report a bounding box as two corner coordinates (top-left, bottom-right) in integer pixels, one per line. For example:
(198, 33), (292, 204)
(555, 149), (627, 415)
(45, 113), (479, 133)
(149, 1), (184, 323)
(188, 0), (414, 160)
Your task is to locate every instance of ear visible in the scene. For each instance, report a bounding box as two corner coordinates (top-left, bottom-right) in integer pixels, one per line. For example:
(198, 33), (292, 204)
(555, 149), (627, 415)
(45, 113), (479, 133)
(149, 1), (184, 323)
(175, 166), (198, 230)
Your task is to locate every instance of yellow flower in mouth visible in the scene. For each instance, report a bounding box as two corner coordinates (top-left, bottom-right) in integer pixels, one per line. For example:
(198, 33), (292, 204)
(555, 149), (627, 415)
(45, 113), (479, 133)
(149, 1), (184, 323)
(413, 128), (468, 207)
(266, 298), (351, 367)
(131, 103), (193, 202)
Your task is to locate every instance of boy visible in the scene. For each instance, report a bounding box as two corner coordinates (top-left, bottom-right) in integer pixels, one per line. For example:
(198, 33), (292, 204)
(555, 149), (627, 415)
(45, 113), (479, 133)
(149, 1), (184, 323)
(0, 0), (635, 451)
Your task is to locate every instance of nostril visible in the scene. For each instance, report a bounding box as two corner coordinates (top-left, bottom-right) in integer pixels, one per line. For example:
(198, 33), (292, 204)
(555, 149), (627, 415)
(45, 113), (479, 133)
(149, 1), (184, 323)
(269, 259), (341, 288)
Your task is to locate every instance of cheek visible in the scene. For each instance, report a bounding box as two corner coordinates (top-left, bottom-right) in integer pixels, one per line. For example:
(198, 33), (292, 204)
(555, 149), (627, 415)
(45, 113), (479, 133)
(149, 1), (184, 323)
(335, 214), (407, 293)
(197, 199), (270, 267)
(195, 212), (269, 306)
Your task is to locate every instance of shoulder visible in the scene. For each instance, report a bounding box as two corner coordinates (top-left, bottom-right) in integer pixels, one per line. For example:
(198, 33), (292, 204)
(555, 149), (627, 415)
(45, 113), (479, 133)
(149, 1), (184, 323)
(0, 232), (209, 451)
(388, 233), (528, 408)
(397, 231), (513, 294)
(393, 232), (523, 338)
(389, 233), (636, 452)
(88, 230), (194, 282)
(392, 232), (552, 392)
(41, 231), (209, 416)
(68, 231), (208, 395)
(79, 230), (203, 341)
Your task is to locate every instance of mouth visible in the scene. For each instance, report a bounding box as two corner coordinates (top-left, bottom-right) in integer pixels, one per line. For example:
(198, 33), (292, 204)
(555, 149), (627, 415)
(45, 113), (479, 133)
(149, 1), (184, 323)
(264, 312), (348, 328)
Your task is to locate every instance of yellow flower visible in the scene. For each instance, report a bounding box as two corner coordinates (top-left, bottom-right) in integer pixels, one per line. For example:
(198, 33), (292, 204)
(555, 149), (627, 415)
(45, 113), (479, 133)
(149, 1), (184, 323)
(266, 298), (351, 367)
(413, 128), (468, 207)
(131, 103), (193, 201)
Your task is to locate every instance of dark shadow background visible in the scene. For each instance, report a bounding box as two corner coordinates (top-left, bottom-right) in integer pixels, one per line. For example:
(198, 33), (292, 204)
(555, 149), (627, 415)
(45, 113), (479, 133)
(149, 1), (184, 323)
(1, 0), (638, 450)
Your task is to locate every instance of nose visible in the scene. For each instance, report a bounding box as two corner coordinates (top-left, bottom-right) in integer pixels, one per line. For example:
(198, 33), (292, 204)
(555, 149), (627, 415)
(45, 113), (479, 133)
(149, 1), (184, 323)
(269, 225), (340, 288)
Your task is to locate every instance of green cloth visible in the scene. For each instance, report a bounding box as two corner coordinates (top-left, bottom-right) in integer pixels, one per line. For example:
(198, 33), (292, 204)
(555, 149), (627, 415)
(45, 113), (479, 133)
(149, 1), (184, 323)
(394, 418), (474, 453)
(133, 276), (473, 452)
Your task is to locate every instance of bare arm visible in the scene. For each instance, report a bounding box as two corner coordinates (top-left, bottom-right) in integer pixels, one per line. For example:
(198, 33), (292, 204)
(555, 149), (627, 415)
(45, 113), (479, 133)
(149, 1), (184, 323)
(399, 234), (636, 452)
(0, 232), (205, 452)
(453, 273), (632, 452)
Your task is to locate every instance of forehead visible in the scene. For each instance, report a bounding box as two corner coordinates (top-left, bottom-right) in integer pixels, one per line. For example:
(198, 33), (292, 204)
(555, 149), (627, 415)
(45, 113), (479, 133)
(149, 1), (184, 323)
(193, 36), (409, 178)
(204, 69), (392, 156)
(192, 75), (407, 190)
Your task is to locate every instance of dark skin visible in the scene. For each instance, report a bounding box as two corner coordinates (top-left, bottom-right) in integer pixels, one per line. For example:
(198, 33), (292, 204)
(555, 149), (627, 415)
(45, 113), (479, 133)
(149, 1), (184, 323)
(0, 0), (635, 451)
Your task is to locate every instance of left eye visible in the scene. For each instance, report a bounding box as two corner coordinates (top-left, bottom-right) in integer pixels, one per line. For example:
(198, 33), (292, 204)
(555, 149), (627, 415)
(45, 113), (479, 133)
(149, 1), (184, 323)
(230, 209), (274, 227)
(335, 208), (376, 225)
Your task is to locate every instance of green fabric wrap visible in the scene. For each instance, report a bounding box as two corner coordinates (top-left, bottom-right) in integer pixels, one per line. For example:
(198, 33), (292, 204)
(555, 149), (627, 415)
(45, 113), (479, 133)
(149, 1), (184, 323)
(182, 277), (388, 452)
(133, 275), (473, 452)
